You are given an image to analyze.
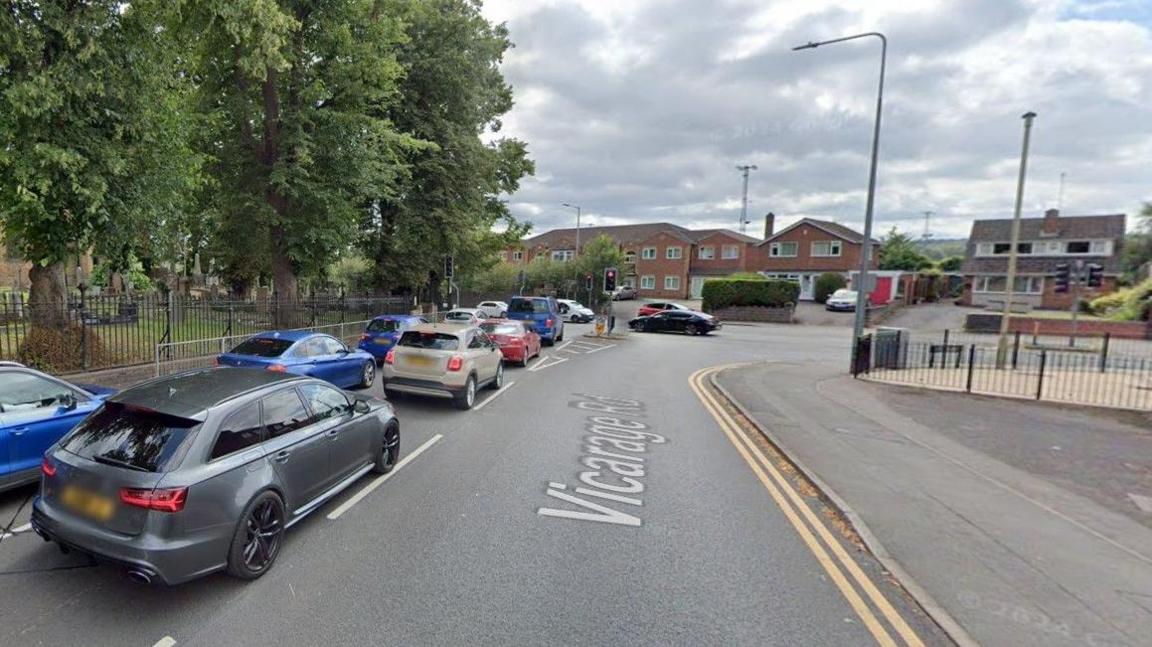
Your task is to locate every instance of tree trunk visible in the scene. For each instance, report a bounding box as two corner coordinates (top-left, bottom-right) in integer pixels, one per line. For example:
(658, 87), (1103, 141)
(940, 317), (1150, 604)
(27, 262), (68, 327)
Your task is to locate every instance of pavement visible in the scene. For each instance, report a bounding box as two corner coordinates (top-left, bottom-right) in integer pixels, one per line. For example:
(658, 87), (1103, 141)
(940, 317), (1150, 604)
(0, 323), (952, 646)
(716, 362), (1152, 647)
(880, 303), (982, 332)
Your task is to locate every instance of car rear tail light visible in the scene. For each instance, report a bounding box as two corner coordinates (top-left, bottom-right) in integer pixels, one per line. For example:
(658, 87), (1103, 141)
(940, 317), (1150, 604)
(360, 333), (372, 342)
(41, 456), (56, 477)
(120, 487), (188, 513)
(384, 349), (395, 364)
(267, 364), (287, 373)
(545, 318), (553, 327)
(447, 355), (463, 372)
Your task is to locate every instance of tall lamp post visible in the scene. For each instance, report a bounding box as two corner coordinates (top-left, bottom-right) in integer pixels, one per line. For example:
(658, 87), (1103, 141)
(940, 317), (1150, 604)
(736, 164), (758, 234)
(996, 112), (1038, 368)
(793, 32), (887, 363)
(562, 203), (582, 258)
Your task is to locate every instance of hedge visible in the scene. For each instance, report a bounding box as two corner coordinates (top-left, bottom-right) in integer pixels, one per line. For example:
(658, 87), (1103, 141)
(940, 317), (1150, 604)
(701, 279), (800, 312)
(813, 272), (847, 304)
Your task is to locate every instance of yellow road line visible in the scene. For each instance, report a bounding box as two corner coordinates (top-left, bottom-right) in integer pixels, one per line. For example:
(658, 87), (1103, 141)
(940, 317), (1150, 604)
(690, 366), (926, 647)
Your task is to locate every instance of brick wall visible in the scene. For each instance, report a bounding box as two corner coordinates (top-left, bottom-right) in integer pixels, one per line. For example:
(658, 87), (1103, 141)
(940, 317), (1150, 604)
(747, 224), (878, 273)
(1040, 276), (1118, 309)
(634, 232), (692, 299)
(690, 232), (751, 274)
(966, 313), (1150, 340)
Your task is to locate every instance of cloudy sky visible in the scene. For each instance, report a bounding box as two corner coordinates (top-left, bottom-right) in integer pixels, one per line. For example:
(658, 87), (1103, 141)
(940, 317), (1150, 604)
(480, 0), (1152, 240)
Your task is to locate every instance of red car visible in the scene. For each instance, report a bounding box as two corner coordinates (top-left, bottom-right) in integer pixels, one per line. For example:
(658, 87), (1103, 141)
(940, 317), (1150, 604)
(480, 319), (542, 367)
(637, 301), (690, 317)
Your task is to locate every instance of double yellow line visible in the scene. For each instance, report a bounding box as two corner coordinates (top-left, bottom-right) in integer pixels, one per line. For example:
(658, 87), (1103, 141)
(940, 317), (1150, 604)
(689, 366), (926, 647)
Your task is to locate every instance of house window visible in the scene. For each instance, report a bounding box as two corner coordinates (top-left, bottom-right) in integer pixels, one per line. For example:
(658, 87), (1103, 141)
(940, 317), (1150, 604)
(1065, 241), (1090, 254)
(973, 276), (1043, 294)
(512, 250), (523, 262)
(640, 275), (656, 290)
(810, 241), (842, 257)
(1090, 240), (1112, 255)
(976, 243), (994, 256)
(641, 247), (657, 260)
(698, 246), (715, 260)
(664, 275), (681, 290)
(721, 245), (740, 259)
(498, 251), (508, 262)
(769, 242), (798, 257)
(551, 250), (574, 262)
(624, 251), (636, 263)
(666, 246), (683, 260)
(992, 242), (1032, 255)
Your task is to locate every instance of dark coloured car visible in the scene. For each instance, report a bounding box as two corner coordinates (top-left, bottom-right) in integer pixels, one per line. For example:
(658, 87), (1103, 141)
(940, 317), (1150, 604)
(629, 310), (721, 335)
(1, 364), (116, 493)
(217, 330), (376, 389)
(506, 296), (564, 346)
(31, 368), (400, 585)
(357, 315), (427, 362)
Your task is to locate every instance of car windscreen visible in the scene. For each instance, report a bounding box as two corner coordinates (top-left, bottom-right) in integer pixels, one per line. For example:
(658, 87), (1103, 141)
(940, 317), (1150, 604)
(62, 403), (199, 473)
(398, 331), (460, 351)
(229, 337), (294, 357)
(510, 299), (550, 314)
(367, 319), (401, 333)
(480, 323), (522, 336)
(0, 372), (76, 412)
(445, 312), (473, 321)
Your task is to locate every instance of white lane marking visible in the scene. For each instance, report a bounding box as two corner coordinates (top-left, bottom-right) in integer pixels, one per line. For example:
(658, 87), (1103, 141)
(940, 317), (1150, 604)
(528, 356), (569, 372)
(152, 637), (176, 647)
(326, 434), (443, 520)
(474, 381), (516, 411)
(554, 340), (573, 353)
(1129, 493), (1152, 513)
(583, 343), (617, 354)
(0, 523), (32, 540)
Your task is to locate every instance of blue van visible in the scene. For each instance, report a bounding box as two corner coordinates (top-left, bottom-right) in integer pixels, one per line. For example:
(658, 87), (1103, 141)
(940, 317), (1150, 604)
(506, 296), (565, 346)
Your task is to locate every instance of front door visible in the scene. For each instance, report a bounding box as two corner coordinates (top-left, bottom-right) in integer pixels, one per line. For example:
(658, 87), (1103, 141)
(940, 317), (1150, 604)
(800, 275), (815, 300)
(690, 276), (707, 299)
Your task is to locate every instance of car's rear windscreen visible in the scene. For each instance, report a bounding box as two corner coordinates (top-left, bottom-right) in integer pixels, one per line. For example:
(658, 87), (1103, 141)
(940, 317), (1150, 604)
(509, 299), (550, 314)
(62, 403), (200, 473)
(367, 319), (400, 333)
(230, 337), (294, 357)
(398, 331), (460, 351)
(480, 323), (521, 336)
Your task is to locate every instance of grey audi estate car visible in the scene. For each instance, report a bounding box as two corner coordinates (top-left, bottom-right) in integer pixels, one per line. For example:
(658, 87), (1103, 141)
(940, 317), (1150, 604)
(31, 367), (400, 585)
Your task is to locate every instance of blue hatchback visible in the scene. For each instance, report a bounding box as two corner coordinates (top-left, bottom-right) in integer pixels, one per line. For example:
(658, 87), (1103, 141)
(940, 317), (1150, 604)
(216, 331), (377, 389)
(506, 296), (565, 346)
(0, 364), (116, 493)
(357, 315), (428, 362)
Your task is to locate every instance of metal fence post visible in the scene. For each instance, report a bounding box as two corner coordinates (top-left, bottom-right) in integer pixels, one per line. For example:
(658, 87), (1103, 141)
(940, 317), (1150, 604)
(1099, 332), (1110, 374)
(1011, 331), (1020, 369)
(965, 344), (976, 393)
(1036, 350), (1047, 400)
(78, 284), (89, 370)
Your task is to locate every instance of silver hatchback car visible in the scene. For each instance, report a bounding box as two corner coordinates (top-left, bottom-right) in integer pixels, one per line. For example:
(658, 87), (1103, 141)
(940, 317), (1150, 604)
(31, 368), (400, 585)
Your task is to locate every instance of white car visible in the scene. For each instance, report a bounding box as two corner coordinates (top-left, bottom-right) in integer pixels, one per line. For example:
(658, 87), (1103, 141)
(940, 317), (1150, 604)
(443, 308), (488, 324)
(476, 301), (508, 318)
(825, 289), (860, 312)
(557, 299), (595, 323)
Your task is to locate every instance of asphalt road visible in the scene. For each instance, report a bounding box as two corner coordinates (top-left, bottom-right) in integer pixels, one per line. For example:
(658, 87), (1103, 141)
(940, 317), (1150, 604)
(0, 321), (952, 646)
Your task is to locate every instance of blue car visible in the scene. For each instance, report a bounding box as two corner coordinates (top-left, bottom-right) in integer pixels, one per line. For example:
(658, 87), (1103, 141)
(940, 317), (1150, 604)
(0, 363), (116, 493)
(506, 296), (565, 346)
(216, 331), (377, 390)
(357, 315), (428, 362)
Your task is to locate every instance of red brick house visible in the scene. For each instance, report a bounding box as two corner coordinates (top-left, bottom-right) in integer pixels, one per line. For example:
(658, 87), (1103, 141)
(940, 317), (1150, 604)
(748, 216), (880, 300)
(959, 209), (1125, 310)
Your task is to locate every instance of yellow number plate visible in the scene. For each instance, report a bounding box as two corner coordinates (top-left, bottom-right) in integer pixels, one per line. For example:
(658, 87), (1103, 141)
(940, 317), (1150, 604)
(61, 486), (115, 521)
(404, 355), (434, 367)
(374, 338), (392, 345)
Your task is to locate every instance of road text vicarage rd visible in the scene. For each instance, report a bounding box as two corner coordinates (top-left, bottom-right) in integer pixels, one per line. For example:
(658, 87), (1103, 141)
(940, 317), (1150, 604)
(537, 394), (667, 527)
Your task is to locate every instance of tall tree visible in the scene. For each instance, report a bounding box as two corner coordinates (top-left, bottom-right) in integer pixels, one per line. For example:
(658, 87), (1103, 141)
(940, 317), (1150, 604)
(878, 226), (932, 271)
(0, 1), (199, 321)
(363, 0), (534, 293)
(180, 0), (418, 301)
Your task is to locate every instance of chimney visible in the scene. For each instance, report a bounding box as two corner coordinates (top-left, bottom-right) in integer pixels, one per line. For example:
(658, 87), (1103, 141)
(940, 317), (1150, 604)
(763, 212), (775, 239)
(1043, 208), (1060, 234)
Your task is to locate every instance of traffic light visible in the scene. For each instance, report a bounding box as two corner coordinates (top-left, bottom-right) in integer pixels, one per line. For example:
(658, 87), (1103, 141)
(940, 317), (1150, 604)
(603, 267), (618, 292)
(1086, 263), (1104, 288)
(585, 273), (593, 291)
(1053, 263), (1070, 293)
(444, 255), (455, 280)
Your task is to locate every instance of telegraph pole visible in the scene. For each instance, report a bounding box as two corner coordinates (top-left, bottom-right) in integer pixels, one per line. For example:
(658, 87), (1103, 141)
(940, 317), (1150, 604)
(996, 111), (1038, 369)
(736, 165), (757, 234)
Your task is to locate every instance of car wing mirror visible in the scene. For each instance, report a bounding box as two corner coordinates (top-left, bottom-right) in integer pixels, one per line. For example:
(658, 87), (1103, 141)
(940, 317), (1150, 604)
(59, 393), (77, 411)
(353, 399), (371, 414)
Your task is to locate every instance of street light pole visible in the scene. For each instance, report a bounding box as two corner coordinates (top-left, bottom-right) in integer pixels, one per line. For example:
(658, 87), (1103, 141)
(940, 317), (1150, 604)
(794, 32), (887, 363)
(996, 112), (1038, 368)
(562, 203), (582, 258)
(736, 164), (758, 234)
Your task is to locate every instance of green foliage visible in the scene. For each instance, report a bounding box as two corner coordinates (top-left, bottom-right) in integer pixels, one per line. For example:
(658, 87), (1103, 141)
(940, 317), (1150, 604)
(916, 238), (967, 260)
(813, 272), (847, 303)
(879, 227), (931, 271)
(701, 279), (799, 312)
(1091, 279), (1152, 321)
(464, 261), (521, 297)
(728, 272), (767, 280)
(327, 255), (374, 293)
(1120, 232), (1152, 282)
(938, 256), (963, 272)
(573, 235), (625, 307)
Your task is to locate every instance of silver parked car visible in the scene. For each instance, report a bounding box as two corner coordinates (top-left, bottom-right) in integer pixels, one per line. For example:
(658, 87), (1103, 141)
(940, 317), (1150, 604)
(381, 323), (504, 409)
(31, 368), (400, 585)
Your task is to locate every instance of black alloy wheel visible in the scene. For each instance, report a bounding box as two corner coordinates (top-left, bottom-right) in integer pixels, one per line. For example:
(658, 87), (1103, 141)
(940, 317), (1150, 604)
(227, 492), (285, 580)
(686, 323), (700, 336)
(373, 422), (400, 474)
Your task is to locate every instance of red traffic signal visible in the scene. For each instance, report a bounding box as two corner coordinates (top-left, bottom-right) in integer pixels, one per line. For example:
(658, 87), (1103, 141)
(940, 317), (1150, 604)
(603, 267), (618, 292)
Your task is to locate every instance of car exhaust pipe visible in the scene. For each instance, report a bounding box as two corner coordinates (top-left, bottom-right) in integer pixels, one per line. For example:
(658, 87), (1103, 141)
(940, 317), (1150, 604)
(126, 569), (154, 585)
